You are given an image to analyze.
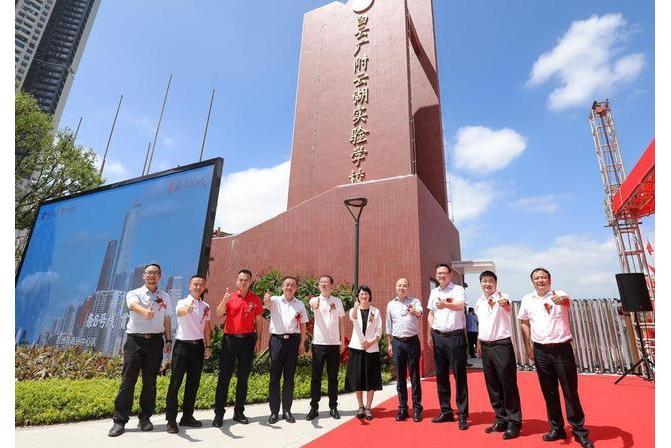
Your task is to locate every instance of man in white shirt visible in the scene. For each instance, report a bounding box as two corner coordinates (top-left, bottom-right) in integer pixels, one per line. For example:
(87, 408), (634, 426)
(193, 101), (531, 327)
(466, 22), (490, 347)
(306, 275), (346, 420)
(426, 263), (469, 430)
(108, 263), (172, 437)
(165, 275), (213, 434)
(385, 278), (423, 422)
(474, 270), (521, 440)
(518, 268), (593, 448)
(263, 276), (308, 424)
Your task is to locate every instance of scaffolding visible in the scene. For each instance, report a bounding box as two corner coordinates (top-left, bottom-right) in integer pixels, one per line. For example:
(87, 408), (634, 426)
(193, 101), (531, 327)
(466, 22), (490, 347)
(588, 100), (655, 364)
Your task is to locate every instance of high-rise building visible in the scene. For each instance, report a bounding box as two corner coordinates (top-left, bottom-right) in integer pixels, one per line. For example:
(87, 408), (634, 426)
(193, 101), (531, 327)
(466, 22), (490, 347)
(18, 0), (101, 126)
(96, 240), (118, 291)
(129, 265), (146, 290)
(111, 203), (142, 291)
(15, 0), (56, 86)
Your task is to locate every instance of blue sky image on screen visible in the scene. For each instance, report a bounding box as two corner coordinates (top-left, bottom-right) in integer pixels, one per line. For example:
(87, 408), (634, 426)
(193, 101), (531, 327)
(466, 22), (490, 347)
(15, 164), (215, 353)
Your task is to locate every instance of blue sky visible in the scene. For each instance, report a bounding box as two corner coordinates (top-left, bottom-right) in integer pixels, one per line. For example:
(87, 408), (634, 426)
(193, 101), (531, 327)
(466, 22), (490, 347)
(56, 0), (655, 301)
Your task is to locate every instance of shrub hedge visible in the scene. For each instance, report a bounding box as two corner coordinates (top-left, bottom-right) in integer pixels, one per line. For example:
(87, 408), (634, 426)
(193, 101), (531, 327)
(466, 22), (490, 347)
(16, 366), (392, 426)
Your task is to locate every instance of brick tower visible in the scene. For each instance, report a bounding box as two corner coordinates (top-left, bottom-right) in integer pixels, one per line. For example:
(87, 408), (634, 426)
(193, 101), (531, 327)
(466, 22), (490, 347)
(208, 0), (460, 373)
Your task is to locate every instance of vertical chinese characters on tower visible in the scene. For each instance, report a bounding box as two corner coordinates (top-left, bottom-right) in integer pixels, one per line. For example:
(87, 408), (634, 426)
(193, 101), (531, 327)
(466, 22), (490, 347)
(349, 11), (371, 183)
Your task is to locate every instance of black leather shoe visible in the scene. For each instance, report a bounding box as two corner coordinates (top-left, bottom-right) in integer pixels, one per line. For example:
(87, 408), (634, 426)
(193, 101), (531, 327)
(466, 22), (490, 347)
(431, 412), (454, 423)
(543, 429), (568, 441)
(107, 423), (124, 437)
(306, 408), (319, 421)
(268, 413), (279, 424)
(329, 408), (341, 419)
(459, 417), (469, 430)
(485, 421), (507, 433)
(138, 418), (153, 431)
(166, 420), (178, 434)
(503, 425), (521, 440)
(179, 416), (202, 427)
(212, 414), (223, 427)
(413, 410), (423, 422)
(575, 434), (594, 448)
(233, 413), (249, 424)
(282, 411), (296, 423)
(395, 410), (409, 421)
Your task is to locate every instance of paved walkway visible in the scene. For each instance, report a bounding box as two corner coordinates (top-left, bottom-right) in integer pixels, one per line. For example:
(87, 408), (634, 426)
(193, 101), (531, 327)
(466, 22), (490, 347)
(16, 382), (399, 448)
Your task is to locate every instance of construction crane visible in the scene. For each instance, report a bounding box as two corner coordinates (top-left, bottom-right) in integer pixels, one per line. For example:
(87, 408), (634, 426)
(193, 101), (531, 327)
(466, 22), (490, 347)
(588, 99), (655, 364)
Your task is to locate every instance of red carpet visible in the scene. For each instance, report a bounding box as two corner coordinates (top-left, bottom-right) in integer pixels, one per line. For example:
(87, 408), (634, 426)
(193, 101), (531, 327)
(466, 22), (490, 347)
(304, 371), (653, 447)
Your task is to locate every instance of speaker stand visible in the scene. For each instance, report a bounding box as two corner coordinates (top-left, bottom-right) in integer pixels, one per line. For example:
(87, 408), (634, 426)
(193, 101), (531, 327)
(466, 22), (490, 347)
(615, 312), (655, 384)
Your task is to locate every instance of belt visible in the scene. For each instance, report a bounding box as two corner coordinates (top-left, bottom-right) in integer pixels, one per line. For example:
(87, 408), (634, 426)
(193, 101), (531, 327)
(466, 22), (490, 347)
(226, 332), (256, 338)
(129, 333), (163, 339)
(393, 335), (419, 343)
(432, 329), (464, 337)
(479, 337), (512, 347)
(271, 333), (300, 340)
(534, 340), (572, 348)
(178, 339), (204, 345)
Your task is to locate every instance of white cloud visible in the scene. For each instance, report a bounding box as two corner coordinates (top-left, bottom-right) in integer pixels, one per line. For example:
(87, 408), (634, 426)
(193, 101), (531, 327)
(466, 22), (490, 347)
(527, 13), (645, 111)
(510, 195), (559, 214)
(101, 159), (130, 184)
(448, 175), (497, 222)
(16, 271), (60, 296)
(469, 234), (620, 301)
(453, 126), (527, 174)
(214, 161), (290, 234)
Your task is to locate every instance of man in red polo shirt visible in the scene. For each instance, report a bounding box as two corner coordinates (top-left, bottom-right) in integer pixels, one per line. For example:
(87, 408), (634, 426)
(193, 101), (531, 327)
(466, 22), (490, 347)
(212, 269), (263, 427)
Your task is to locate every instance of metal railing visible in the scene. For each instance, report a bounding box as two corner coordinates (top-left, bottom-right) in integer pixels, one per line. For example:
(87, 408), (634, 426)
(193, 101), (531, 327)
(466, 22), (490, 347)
(510, 298), (640, 374)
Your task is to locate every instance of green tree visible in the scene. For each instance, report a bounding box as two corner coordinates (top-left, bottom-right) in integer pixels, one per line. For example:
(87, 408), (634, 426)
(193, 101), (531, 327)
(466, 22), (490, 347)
(15, 90), (103, 262)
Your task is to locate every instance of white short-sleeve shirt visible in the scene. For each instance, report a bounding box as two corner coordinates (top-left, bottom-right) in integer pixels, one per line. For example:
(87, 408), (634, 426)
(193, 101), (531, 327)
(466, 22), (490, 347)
(310, 295), (345, 345)
(427, 283), (466, 332)
(518, 289), (572, 344)
(268, 295), (309, 334)
(175, 295), (210, 340)
(125, 285), (171, 334)
(474, 291), (512, 342)
(385, 297), (423, 338)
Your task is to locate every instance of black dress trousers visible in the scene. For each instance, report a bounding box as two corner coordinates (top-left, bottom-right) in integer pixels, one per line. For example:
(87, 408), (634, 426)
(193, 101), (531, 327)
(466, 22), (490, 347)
(214, 333), (257, 416)
(309, 344), (340, 410)
(113, 334), (164, 424)
(533, 341), (588, 437)
(268, 334), (300, 414)
(432, 330), (468, 417)
(481, 339), (522, 427)
(392, 335), (422, 411)
(165, 340), (205, 422)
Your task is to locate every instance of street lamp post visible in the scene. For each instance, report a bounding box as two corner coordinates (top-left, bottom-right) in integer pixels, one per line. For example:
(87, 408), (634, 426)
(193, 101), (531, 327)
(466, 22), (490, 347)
(344, 197), (368, 294)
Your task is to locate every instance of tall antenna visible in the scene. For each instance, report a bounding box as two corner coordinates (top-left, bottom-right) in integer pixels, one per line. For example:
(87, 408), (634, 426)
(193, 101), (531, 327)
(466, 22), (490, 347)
(146, 74), (173, 174)
(73, 116), (83, 143)
(100, 94), (123, 176)
(199, 88), (215, 162)
(142, 141), (151, 176)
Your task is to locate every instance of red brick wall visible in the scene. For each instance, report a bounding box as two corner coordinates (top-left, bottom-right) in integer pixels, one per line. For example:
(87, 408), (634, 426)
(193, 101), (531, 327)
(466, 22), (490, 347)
(207, 175), (459, 375)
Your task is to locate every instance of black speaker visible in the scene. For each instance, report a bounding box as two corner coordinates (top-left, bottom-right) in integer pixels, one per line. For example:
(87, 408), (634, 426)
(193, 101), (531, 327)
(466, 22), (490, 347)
(615, 273), (653, 312)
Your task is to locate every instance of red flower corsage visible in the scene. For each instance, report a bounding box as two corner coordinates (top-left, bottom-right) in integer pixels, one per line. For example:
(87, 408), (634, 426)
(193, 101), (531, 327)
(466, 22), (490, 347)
(330, 303), (336, 312)
(488, 297), (495, 308)
(544, 303), (553, 314)
(200, 305), (210, 323)
(154, 297), (167, 310)
(369, 312), (375, 324)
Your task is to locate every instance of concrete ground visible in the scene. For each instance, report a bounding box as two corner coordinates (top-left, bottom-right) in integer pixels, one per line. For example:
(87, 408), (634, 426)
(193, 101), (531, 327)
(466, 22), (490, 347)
(15, 382), (400, 448)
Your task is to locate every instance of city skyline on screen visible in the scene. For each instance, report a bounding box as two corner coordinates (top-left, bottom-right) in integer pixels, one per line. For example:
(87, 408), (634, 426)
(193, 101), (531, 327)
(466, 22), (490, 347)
(15, 162), (219, 353)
